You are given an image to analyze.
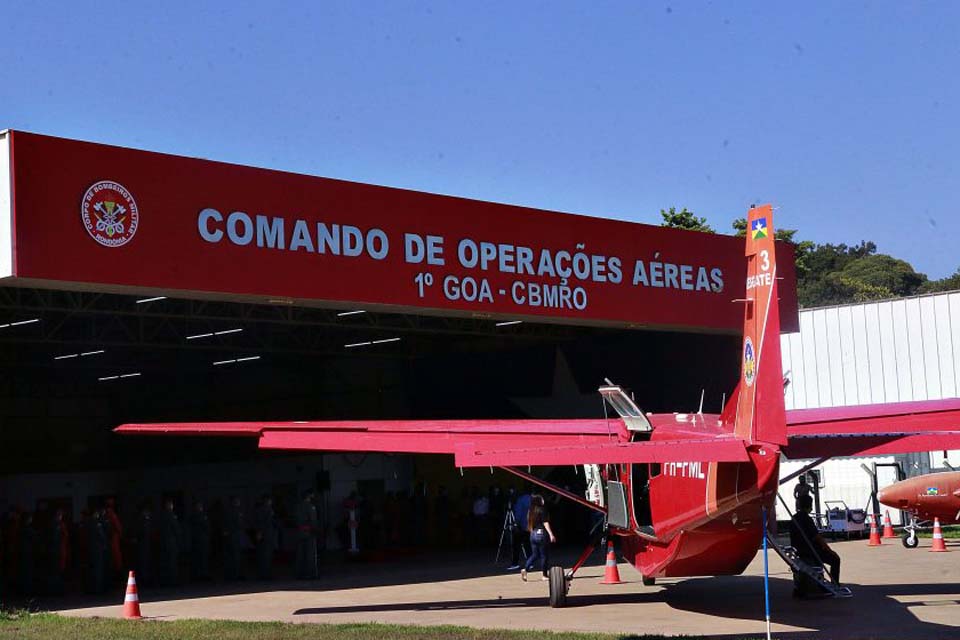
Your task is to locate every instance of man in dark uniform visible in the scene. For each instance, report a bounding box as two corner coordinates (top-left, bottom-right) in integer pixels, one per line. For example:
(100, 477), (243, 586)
(189, 501), (211, 581)
(508, 491), (531, 570)
(790, 495), (841, 597)
(133, 504), (154, 586)
(104, 498), (124, 581)
(295, 490), (319, 579)
(158, 499), (181, 586)
(794, 474), (812, 513)
(46, 508), (68, 595)
(86, 509), (106, 594)
(254, 495), (277, 580)
(223, 496), (245, 581)
(17, 512), (35, 596)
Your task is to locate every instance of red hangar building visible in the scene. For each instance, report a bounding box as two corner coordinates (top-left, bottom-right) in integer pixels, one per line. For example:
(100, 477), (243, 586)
(0, 130), (799, 551)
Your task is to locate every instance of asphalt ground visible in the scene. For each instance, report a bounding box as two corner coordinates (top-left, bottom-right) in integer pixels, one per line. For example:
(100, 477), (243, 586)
(51, 536), (960, 639)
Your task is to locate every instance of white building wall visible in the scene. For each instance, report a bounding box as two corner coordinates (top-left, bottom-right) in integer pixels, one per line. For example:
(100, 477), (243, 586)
(778, 292), (960, 522)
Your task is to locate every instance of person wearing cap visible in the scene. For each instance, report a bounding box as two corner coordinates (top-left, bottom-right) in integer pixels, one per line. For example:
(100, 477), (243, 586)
(790, 494), (840, 597)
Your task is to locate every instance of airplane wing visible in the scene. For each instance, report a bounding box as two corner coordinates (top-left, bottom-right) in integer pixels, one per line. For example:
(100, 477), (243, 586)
(784, 398), (960, 459)
(115, 419), (750, 467)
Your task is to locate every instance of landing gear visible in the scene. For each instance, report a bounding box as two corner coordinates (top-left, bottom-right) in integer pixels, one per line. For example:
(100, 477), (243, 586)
(642, 575), (656, 586)
(902, 516), (919, 548)
(548, 566), (569, 608)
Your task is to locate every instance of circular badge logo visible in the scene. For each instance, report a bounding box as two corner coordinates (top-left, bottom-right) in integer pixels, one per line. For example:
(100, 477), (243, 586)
(81, 181), (139, 247)
(743, 336), (756, 387)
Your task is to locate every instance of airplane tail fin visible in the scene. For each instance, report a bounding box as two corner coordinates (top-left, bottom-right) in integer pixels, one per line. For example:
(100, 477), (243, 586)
(720, 205), (787, 446)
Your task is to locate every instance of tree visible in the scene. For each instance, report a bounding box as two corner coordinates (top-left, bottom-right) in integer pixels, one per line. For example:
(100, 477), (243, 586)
(839, 254), (927, 297)
(921, 268), (960, 293)
(796, 242), (928, 307)
(660, 207), (714, 233)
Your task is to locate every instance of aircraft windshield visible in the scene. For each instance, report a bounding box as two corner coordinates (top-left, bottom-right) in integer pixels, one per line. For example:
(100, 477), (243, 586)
(599, 385), (653, 432)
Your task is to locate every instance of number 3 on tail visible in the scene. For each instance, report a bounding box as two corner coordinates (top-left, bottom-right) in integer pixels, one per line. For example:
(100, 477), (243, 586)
(759, 250), (770, 272)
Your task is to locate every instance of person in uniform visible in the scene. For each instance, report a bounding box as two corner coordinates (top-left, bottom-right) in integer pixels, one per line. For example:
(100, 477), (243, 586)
(46, 508), (68, 595)
(790, 495), (841, 598)
(3, 509), (20, 592)
(412, 484), (427, 547)
(254, 495), (277, 580)
(794, 474), (812, 513)
(158, 499), (181, 586)
(295, 490), (319, 579)
(133, 504), (154, 586)
(471, 487), (490, 546)
(222, 496), (245, 581)
(104, 498), (124, 580)
(86, 509), (106, 594)
(508, 491), (531, 570)
(17, 512), (35, 596)
(189, 500), (211, 581)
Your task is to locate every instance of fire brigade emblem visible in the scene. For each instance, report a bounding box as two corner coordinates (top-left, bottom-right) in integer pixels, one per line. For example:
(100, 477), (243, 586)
(81, 181), (139, 247)
(743, 337), (756, 387)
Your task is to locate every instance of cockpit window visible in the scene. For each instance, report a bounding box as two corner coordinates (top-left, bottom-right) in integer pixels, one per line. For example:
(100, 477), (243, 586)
(599, 385), (653, 432)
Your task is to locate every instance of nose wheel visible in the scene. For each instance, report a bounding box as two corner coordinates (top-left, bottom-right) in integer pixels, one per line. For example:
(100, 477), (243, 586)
(902, 517), (919, 548)
(548, 565), (570, 608)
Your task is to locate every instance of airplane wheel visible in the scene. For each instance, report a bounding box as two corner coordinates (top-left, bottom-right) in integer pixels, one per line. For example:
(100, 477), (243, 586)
(642, 575), (656, 586)
(548, 565), (568, 608)
(902, 533), (919, 549)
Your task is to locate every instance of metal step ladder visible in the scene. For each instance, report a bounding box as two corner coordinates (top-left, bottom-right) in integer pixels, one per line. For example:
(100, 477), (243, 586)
(765, 530), (852, 598)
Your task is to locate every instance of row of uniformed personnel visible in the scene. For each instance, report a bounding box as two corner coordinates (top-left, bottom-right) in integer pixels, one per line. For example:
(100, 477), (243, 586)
(1, 492), (322, 598)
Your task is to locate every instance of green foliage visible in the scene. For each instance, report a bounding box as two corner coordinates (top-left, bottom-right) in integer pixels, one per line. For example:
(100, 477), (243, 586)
(792, 241), (929, 308)
(731, 217), (747, 237)
(659, 207), (714, 233)
(840, 254), (927, 297)
(0, 615), (674, 640)
(921, 268), (960, 293)
(709, 210), (946, 307)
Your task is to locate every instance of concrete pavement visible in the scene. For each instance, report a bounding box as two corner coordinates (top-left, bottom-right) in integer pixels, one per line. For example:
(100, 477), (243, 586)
(53, 537), (960, 638)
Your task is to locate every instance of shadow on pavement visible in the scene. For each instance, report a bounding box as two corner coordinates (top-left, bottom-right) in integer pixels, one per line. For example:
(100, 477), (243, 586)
(292, 574), (960, 640)
(40, 548), (599, 611)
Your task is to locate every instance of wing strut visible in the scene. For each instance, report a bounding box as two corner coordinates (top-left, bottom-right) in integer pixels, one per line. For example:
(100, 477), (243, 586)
(499, 466), (606, 514)
(779, 457), (831, 486)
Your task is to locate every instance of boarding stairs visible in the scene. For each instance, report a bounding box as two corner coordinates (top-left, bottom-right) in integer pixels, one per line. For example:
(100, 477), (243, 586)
(765, 530), (852, 598)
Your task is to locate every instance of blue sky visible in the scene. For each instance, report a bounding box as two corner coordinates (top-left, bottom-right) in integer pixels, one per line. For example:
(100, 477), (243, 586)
(1, 2), (957, 277)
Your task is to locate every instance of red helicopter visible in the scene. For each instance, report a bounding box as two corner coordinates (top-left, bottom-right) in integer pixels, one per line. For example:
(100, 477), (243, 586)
(117, 205), (960, 606)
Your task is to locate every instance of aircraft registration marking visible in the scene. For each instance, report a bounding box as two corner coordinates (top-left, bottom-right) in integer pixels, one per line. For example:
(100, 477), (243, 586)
(662, 461), (707, 479)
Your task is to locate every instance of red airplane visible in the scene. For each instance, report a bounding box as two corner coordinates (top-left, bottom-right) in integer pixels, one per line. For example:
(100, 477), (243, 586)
(117, 205), (960, 606)
(879, 470), (960, 547)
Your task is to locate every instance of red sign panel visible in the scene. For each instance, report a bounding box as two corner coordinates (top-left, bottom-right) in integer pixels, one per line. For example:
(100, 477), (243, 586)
(2, 131), (798, 332)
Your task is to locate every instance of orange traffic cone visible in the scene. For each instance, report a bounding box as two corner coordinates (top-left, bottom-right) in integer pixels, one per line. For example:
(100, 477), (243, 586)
(930, 518), (950, 553)
(882, 510), (896, 539)
(123, 571), (143, 619)
(867, 513), (882, 546)
(599, 540), (624, 584)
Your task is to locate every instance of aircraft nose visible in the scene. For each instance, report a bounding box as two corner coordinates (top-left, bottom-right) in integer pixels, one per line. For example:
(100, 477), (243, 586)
(878, 482), (911, 509)
(878, 485), (903, 507)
